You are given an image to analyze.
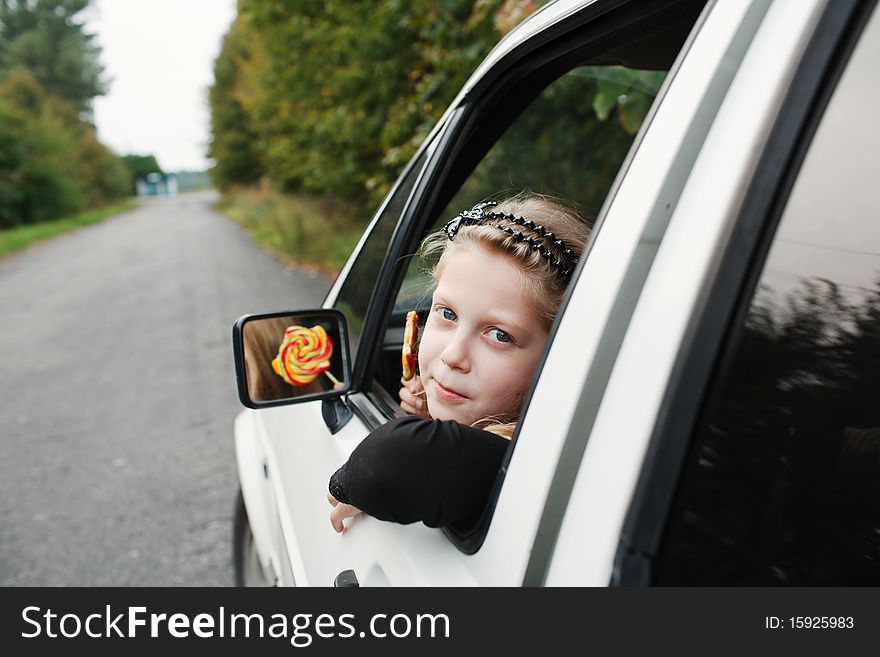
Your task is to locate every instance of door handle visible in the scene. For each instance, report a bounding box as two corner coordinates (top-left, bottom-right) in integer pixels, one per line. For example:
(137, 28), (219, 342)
(333, 569), (360, 587)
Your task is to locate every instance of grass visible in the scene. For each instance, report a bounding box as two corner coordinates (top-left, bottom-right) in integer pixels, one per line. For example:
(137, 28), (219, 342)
(0, 199), (140, 259)
(217, 185), (366, 274)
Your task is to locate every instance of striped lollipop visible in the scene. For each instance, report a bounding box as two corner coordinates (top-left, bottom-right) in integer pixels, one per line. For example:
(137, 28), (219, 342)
(401, 310), (419, 381)
(271, 325), (338, 386)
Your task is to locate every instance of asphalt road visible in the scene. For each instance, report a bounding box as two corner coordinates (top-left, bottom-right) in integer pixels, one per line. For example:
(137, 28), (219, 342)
(0, 191), (332, 585)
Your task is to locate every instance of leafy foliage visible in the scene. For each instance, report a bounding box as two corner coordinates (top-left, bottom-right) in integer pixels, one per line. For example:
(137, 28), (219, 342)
(120, 153), (164, 194)
(0, 67), (128, 227)
(208, 0), (662, 230)
(219, 185), (361, 270)
(209, 0), (509, 208)
(0, 0), (106, 113)
(443, 66), (666, 218)
(0, 1), (130, 228)
(207, 13), (263, 190)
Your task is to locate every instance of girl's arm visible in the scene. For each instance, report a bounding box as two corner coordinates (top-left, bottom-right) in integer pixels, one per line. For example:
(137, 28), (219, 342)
(328, 416), (508, 529)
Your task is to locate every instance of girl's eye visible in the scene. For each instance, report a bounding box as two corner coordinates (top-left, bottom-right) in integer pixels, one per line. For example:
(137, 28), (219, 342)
(488, 328), (512, 344)
(440, 307), (457, 322)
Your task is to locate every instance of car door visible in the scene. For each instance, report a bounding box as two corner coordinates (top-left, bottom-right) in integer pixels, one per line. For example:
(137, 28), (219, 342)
(642, 0), (880, 585)
(255, 0), (726, 587)
(536, 0), (876, 585)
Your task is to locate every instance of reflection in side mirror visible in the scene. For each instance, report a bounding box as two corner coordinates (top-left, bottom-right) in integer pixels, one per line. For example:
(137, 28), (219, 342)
(232, 309), (352, 409)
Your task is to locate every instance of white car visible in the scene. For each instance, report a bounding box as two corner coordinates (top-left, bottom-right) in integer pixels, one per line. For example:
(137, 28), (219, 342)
(231, 0), (880, 586)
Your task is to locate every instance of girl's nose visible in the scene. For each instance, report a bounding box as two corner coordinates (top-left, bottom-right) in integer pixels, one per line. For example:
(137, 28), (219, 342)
(439, 329), (470, 372)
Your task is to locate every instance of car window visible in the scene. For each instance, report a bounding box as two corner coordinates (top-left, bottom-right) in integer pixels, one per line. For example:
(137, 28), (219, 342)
(439, 66), (665, 219)
(333, 145), (431, 361)
(354, 2), (705, 552)
(655, 6), (880, 584)
(382, 64), (666, 399)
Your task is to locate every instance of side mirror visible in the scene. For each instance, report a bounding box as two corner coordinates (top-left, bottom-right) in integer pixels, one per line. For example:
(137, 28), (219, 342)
(232, 309), (352, 409)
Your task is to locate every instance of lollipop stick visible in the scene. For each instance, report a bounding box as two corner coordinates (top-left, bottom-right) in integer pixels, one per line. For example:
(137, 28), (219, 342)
(323, 370), (341, 386)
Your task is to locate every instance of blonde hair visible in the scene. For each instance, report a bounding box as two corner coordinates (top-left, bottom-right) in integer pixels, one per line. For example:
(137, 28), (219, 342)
(419, 193), (590, 438)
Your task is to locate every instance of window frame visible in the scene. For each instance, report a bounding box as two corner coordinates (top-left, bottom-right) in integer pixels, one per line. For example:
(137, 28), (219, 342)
(337, 0), (704, 555)
(612, 0), (876, 585)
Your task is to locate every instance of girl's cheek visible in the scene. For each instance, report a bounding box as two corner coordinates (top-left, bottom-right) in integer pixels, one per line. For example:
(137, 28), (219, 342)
(417, 328), (435, 372)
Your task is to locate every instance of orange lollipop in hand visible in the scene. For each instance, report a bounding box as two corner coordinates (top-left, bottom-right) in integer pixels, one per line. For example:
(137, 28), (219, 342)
(401, 311), (419, 381)
(272, 325), (339, 387)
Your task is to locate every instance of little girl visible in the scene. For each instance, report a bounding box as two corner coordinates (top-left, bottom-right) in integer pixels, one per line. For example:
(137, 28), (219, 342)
(328, 193), (589, 532)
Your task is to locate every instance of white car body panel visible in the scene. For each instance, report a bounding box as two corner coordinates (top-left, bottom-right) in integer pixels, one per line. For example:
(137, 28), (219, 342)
(234, 409), (288, 585)
(545, 0), (827, 586)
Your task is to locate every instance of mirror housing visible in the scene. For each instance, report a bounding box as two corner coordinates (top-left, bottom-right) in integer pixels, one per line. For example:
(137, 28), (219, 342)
(232, 309), (352, 409)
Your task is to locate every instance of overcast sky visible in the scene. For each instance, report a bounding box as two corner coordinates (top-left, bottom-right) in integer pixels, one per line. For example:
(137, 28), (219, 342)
(84, 0), (238, 172)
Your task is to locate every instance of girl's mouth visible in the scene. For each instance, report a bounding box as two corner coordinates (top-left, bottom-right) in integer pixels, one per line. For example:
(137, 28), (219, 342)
(432, 379), (468, 402)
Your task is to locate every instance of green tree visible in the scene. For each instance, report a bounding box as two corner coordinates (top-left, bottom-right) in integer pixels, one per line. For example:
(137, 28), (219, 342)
(0, 0), (105, 113)
(208, 1), (573, 214)
(0, 94), (25, 226)
(120, 153), (163, 194)
(0, 68), (82, 225)
(209, 0), (506, 208)
(207, 12), (263, 190)
(77, 125), (129, 205)
(0, 67), (128, 227)
(0, 2), (129, 227)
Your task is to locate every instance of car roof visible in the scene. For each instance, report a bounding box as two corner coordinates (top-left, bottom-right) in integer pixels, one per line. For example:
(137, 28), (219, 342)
(469, 0), (592, 81)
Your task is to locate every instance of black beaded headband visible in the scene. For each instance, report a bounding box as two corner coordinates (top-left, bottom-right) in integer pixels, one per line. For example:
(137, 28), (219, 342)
(444, 201), (579, 279)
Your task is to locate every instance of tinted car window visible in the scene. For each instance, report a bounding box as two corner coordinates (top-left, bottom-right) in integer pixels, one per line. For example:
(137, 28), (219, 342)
(655, 7), (880, 584)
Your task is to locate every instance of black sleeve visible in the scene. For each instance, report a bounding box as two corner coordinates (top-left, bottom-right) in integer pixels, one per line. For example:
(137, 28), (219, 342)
(328, 416), (509, 528)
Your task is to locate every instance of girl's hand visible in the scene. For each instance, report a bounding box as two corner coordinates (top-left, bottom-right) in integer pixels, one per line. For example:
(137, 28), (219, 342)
(399, 375), (430, 418)
(328, 493), (363, 533)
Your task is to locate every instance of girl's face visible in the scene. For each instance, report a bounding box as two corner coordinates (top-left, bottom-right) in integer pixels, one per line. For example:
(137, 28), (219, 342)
(418, 246), (549, 426)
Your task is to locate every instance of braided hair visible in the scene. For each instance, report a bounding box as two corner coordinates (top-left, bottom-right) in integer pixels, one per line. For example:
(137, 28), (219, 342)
(420, 193), (591, 332)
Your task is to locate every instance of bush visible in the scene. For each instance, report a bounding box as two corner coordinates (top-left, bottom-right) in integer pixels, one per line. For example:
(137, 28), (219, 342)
(0, 68), (129, 228)
(210, 0), (507, 209)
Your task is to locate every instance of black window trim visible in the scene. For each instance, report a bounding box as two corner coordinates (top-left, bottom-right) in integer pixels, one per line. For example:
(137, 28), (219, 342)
(611, 0), (877, 586)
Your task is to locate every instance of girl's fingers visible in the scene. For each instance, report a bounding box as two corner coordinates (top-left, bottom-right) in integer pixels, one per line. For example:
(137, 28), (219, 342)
(400, 375), (424, 393)
(330, 507), (344, 533)
(399, 376), (430, 418)
(399, 388), (423, 409)
(327, 492), (339, 507)
(330, 503), (362, 533)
